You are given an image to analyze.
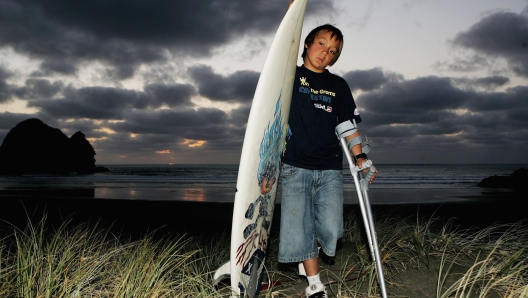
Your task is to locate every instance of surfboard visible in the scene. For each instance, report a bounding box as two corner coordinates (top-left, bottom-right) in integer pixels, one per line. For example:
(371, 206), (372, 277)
(212, 1), (307, 297)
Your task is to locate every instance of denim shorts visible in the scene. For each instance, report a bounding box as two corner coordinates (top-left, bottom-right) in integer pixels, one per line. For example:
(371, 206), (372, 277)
(278, 163), (344, 263)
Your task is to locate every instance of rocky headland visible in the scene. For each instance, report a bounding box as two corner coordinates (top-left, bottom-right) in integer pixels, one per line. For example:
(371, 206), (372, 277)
(0, 118), (108, 175)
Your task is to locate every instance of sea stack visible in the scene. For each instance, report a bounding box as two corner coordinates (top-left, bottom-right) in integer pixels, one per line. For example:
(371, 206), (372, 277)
(0, 118), (108, 174)
(477, 167), (528, 190)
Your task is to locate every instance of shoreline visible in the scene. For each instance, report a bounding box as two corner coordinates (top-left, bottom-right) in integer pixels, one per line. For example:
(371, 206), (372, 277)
(0, 183), (517, 203)
(1, 187), (525, 238)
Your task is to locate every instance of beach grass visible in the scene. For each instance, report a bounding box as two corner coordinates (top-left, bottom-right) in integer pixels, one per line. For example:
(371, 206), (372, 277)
(0, 211), (527, 297)
(0, 215), (226, 297)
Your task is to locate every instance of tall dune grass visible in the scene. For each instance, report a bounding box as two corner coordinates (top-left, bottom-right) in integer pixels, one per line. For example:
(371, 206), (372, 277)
(0, 212), (526, 297)
(437, 222), (528, 298)
(0, 216), (227, 297)
(334, 212), (528, 298)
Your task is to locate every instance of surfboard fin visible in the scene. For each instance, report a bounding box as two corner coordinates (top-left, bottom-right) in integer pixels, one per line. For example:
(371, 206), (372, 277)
(212, 261), (231, 286)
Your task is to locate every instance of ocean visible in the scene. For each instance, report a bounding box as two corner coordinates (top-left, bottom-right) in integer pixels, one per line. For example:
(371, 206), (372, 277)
(0, 164), (525, 204)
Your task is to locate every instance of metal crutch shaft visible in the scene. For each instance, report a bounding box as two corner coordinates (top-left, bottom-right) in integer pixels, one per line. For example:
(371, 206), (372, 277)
(339, 137), (388, 298)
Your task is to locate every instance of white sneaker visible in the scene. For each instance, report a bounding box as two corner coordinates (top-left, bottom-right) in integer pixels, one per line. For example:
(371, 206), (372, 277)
(305, 284), (326, 298)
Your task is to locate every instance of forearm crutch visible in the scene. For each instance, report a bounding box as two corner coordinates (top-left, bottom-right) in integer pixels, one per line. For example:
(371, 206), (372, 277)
(336, 121), (388, 298)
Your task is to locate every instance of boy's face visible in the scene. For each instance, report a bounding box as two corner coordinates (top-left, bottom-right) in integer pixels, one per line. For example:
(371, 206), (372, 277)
(303, 30), (341, 73)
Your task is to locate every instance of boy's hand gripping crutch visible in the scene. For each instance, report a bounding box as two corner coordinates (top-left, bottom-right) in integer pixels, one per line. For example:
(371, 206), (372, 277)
(336, 120), (388, 298)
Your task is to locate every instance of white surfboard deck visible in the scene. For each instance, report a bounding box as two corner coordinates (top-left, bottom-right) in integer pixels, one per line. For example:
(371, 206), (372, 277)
(212, 1), (307, 297)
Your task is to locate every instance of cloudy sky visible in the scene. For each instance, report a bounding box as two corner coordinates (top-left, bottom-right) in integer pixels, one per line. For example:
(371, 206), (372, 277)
(1, 0), (527, 165)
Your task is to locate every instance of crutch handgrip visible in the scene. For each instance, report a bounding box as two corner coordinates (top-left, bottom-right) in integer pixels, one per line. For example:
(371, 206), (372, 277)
(352, 159), (372, 173)
(359, 163), (376, 191)
(364, 164), (377, 182)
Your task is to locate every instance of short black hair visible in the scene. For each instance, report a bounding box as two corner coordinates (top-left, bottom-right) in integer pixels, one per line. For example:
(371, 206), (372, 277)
(301, 24), (344, 66)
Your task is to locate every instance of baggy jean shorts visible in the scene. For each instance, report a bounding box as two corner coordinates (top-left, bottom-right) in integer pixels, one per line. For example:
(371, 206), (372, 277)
(278, 163), (344, 263)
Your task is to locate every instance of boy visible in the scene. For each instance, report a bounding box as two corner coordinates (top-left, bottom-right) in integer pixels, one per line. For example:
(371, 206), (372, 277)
(279, 23), (377, 298)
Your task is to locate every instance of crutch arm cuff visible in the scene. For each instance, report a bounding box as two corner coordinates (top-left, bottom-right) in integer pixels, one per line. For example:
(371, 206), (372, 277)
(347, 135), (362, 150)
(335, 120), (358, 138)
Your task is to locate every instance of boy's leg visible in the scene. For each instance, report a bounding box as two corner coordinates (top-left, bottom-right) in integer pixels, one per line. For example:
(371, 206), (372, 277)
(278, 165), (328, 297)
(302, 169), (342, 297)
(302, 257), (318, 276)
(314, 169), (344, 258)
(278, 164), (319, 263)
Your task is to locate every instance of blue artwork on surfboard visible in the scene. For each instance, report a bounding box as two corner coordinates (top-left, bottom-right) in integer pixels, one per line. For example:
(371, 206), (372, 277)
(235, 94), (284, 296)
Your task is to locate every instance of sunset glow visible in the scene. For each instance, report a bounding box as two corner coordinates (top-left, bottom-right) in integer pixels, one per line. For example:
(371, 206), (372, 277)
(182, 139), (206, 148)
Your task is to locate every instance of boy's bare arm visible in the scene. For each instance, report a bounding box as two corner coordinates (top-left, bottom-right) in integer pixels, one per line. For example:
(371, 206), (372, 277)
(345, 131), (378, 183)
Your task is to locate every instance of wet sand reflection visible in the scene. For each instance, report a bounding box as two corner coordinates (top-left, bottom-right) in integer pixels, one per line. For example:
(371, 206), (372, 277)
(182, 188), (205, 201)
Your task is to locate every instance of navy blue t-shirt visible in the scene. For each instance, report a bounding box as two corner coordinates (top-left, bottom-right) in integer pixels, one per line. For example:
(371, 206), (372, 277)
(282, 65), (362, 170)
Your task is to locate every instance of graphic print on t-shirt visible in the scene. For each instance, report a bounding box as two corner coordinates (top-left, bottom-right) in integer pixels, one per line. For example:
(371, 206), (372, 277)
(297, 76), (336, 113)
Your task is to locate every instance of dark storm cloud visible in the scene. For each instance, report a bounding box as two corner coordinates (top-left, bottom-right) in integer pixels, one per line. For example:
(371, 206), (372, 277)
(357, 76), (528, 149)
(39, 59), (78, 76)
(112, 108), (228, 136)
(0, 68), (65, 103)
(0, 0), (334, 80)
(28, 87), (150, 119)
(105, 108), (245, 152)
(0, 66), (13, 103)
(84, 102), (249, 157)
(470, 76), (510, 89)
(230, 103), (252, 127)
(452, 10), (528, 77)
(433, 54), (491, 73)
(28, 83), (196, 119)
(13, 79), (64, 99)
(143, 83), (197, 108)
(0, 68), (240, 159)
(56, 118), (105, 137)
(463, 85), (528, 112)
(451, 76), (510, 91)
(188, 65), (260, 103)
(342, 68), (403, 91)
(359, 76), (468, 116)
(359, 76), (520, 124)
